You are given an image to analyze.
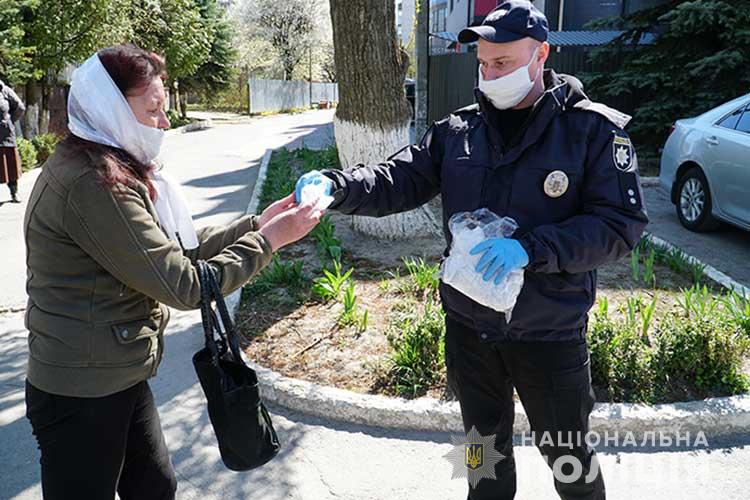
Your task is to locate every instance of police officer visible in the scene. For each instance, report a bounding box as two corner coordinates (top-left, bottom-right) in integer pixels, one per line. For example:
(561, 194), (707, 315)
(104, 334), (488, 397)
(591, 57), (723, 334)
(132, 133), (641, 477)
(295, 1), (647, 498)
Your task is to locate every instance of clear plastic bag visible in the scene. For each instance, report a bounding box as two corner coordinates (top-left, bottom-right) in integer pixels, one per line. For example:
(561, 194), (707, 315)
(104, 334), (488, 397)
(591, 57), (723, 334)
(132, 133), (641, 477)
(440, 208), (525, 320)
(299, 183), (334, 211)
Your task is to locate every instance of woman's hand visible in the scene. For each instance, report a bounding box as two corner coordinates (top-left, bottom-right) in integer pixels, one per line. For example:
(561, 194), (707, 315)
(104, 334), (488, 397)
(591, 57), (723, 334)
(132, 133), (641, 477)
(258, 201), (324, 252)
(257, 193), (296, 228)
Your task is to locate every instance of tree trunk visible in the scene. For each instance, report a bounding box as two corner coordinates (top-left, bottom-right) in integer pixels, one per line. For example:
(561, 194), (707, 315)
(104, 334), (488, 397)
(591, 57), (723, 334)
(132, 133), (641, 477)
(329, 0), (440, 239)
(179, 92), (188, 119)
(39, 79), (51, 135)
(23, 80), (40, 139)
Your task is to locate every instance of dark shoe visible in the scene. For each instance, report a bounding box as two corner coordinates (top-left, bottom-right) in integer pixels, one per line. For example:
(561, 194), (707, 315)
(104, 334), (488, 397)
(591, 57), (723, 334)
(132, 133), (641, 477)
(10, 195), (20, 203)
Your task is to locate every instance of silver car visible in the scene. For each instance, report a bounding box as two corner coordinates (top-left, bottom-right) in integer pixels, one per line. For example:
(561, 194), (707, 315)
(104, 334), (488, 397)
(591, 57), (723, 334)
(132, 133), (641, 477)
(659, 94), (750, 232)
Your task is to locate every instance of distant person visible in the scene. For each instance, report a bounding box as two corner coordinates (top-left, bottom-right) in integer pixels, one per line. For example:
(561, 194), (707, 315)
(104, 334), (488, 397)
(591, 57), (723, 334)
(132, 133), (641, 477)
(23, 44), (323, 500)
(0, 75), (26, 203)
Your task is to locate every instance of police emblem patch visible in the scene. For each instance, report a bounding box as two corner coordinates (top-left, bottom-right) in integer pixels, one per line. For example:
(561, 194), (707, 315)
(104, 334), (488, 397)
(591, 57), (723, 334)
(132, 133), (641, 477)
(543, 170), (569, 198)
(445, 426), (505, 489)
(613, 134), (634, 172)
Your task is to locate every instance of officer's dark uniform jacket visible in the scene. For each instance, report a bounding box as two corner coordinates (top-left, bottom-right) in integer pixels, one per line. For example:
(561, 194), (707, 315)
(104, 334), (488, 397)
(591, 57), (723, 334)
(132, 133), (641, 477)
(322, 69), (649, 343)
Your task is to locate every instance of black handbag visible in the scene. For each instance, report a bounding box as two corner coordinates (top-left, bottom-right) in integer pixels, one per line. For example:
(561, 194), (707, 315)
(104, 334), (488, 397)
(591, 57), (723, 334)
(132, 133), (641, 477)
(192, 260), (281, 471)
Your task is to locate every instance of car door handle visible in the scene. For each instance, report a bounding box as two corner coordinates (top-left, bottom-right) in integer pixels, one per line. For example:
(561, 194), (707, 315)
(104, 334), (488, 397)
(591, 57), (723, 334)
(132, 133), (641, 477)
(705, 136), (720, 146)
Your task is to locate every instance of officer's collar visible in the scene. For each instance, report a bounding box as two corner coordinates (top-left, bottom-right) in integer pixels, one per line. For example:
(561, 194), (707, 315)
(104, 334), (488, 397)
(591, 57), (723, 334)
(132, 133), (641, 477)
(475, 68), (588, 163)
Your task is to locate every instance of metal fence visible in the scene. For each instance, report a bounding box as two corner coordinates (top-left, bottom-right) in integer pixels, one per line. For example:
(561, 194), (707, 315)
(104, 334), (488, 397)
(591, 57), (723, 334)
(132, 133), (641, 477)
(248, 79), (339, 114)
(427, 49), (638, 123)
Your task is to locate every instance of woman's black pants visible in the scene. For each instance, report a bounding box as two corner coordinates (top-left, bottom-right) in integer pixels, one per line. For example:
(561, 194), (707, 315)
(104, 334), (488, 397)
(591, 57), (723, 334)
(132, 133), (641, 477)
(25, 379), (177, 500)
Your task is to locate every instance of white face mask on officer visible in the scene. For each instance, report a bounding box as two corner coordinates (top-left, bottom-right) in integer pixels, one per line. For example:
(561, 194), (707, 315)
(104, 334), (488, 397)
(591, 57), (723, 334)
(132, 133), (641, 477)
(478, 48), (540, 110)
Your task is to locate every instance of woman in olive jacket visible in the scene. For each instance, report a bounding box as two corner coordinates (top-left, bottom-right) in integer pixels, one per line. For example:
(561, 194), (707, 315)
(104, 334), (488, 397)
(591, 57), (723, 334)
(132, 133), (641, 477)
(23, 45), (322, 500)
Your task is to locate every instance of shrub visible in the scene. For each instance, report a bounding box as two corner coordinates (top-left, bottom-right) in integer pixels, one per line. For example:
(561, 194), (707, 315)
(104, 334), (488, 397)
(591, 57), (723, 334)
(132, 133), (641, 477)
(17, 138), (37, 172)
(589, 293), (750, 403)
(652, 314), (750, 400)
(31, 133), (61, 166)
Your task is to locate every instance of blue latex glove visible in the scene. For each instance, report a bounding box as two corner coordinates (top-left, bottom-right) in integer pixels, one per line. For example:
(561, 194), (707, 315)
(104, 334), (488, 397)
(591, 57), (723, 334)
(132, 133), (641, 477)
(295, 170), (333, 203)
(469, 238), (529, 285)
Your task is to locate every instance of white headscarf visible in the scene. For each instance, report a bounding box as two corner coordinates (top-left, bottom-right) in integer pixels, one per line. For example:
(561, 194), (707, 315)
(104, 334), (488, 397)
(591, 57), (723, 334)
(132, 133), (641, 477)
(68, 53), (198, 249)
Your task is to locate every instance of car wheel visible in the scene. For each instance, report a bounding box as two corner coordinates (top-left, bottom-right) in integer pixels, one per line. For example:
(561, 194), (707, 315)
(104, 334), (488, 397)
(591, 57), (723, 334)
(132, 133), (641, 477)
(675, 167), (720, 232)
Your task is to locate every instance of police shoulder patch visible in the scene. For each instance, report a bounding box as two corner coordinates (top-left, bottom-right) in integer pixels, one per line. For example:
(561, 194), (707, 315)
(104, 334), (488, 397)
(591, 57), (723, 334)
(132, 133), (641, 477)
(612, 132), (636, 172)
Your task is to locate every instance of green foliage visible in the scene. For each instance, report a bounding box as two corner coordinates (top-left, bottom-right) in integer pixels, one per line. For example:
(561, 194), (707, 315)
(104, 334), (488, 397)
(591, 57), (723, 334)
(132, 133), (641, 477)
(179, 0), (238, 97)
(258, 149), (296, 211)
(400, 257), (440, 297)
(296, 145), (340, 172)
(17, 137), (37, 171)
(30, 133), (60, 166)
(337, 281), (368, 332)
(166, 109), (193, 128)
(311, 260), (352, 303)
(0, 0), (35, 84)
(589, 303), (655, 403)
(652, 313), (750, 400)
(385, 302), (446, 398)
(585, 0), (750, 161)
(590, 288), (750, 403)
(722, 291), (750, 336)
(310, 215), (342, 264)
(250, 255), (304, 293)
(630, 245), (640, 283)
(128, 0), (212, 81)
(643, 249), (656, 286)
(22, 0), (131, 76)
(634, 235), (706, 285)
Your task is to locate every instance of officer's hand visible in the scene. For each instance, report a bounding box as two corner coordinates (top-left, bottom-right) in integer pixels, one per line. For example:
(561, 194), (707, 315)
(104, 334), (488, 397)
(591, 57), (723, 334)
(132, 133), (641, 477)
(295, 170), (333, 204)
(469, 238), (529, 285)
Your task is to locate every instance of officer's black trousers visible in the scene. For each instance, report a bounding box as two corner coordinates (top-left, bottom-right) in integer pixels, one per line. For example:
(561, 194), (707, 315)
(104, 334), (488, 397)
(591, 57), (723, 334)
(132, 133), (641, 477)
(445, 316), (606, 500)
(25, 380), (177, 500)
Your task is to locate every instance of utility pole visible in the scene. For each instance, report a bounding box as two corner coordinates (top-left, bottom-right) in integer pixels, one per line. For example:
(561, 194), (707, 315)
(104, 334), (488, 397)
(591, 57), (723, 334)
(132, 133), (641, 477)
(415, 0), (429, 139)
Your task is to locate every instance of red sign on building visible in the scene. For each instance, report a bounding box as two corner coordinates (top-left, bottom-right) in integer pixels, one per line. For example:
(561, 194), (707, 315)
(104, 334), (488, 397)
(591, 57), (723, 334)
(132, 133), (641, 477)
(474, 0), (499, 17)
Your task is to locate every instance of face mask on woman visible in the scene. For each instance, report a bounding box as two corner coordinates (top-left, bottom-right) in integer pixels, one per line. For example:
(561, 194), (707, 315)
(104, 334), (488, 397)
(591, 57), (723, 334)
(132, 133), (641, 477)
(478, 48), (540, 110)
(67, 54), (164, 165)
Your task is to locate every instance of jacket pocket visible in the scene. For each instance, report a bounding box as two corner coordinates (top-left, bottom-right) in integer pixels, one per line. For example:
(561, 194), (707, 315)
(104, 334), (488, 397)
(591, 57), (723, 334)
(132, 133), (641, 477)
(89, 313), (162, 368)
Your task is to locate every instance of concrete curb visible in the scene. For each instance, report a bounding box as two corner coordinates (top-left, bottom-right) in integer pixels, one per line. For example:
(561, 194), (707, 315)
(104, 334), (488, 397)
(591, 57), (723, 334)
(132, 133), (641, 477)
(226, 148), (750, 438)
(640, 176), (660, 188)
(644, 232), (750, 298)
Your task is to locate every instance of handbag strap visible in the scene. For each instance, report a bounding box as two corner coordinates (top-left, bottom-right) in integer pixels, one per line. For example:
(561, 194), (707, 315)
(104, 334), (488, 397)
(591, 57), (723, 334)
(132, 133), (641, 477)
(197, 260), (224, 364)
(197, 260), (247, 367)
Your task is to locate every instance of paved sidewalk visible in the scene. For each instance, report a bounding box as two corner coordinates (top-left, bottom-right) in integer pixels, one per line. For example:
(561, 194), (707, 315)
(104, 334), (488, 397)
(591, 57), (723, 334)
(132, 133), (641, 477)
(2, 110), (750, 499)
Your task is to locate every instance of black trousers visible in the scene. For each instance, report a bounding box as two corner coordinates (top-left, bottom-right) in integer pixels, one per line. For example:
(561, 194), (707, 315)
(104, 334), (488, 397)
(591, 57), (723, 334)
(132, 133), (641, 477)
(25, 380), (177, 500)
(445, 316), (605, 500)
(8, 180), (17, 195)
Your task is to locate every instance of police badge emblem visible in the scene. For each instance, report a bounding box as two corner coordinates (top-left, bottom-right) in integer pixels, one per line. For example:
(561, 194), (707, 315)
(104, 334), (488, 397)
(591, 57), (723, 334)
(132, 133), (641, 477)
(543, 170), (569, 198)
(613, 134), (635, 172)
(466, 443), (483, 470)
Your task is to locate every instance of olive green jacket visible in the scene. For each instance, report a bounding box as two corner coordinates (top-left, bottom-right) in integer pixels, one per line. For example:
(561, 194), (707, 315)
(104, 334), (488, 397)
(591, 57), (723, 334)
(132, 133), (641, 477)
(24, 141), (273, 397)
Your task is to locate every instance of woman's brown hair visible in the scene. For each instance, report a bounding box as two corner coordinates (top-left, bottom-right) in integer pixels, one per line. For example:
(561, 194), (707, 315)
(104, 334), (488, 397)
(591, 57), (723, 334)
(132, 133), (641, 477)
(65, 44), (166, 200)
